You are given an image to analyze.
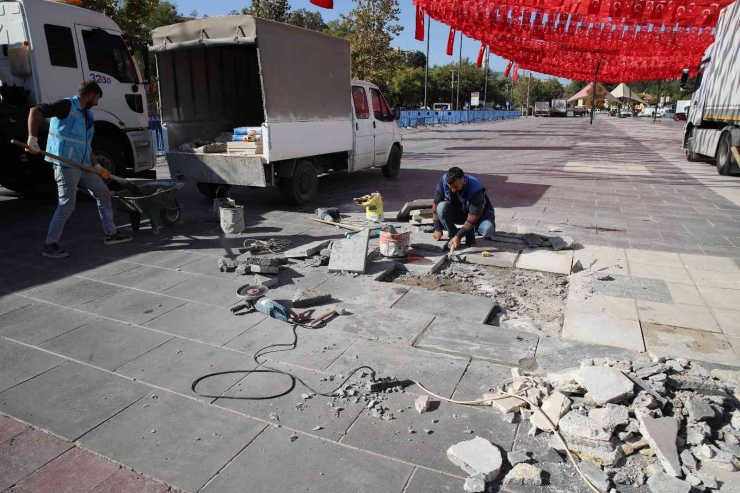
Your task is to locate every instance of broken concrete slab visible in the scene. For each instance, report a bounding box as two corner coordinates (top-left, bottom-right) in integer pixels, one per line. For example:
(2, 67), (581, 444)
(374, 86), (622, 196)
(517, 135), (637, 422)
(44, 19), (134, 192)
(502, 463), (543, 486)
(549, 432), (624, 466)
(507, 450), (531, 466)
(447, 436), (503, 482)
(639, 414), (681, 476)
(466, 251), (521, 269)
(283, 240), (332, 259)
(250, 265), (279, 274)
(549, 236), (575, 251)
(397, 199), (435, 220)
(578, 460), (610, 492)
(530, 391), (571, 432)
(588, 404), (629, 431)
(328, 229), (370, 273)
(485, 393), (527, 414)
(463, 473), (486, 492)
(415, 395), (430, 414)
(291, 288), (331, 308)
(559, 411), (612, 441)
(646, 471), (691, 493)
(685, 397), (715, 422)
(581, 366), (634, 405)
(515, 248), (574, 275)
(523, 233), (545, 247)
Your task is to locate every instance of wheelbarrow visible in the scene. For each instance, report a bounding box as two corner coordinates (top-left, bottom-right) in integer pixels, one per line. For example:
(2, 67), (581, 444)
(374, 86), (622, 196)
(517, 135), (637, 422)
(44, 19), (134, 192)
(114, 180), (184, 234)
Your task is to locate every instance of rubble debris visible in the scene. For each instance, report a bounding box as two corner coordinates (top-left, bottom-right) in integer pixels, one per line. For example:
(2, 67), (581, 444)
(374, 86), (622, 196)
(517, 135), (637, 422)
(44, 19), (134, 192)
(572, 259), (584, 273)
(523, 233), (545, 247)
(685, 397), (715, 422)
(549, 236), (575, 251)
(447, 436), (503, 482)
(502, 413), (516, 424)
(646, 471), (691, 493)
(578, 460), (610, 492)
(507, 450), (531, 466)
(502, 463), (543, 486)
(251, 274), (278, 288)
(292, 288), (331, 308)
(235, 264), (249, 276)
(531, 391), (571, 432)
(638, 415), (681, 477)
(415, 395), (431, 414)
(581, 366), (634, 405)
(236, 256), (286, 267)
(588, 403), (630, 431)
(463, 473), (486, 492)
(559, 411), (613, 441)
(217, 257), (236, 272)
(328, 228), (370, 274)
(284, 240), (332, 259)
(486, 393), (527, 414)
(550, 433), (624, 466)
(250, 265), (279, 274)
(697, 473), (717, 489)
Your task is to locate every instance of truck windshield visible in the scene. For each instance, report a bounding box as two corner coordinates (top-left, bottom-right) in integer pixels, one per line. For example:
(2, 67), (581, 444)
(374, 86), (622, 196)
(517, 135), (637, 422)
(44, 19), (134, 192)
(82, 30), (138, 84)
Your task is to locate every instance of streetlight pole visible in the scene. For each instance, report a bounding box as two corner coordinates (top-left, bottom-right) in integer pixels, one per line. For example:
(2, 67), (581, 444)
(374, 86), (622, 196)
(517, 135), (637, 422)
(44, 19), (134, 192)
(423, 14), (430, 110)
(450, 70), (456, 110)
(525, 71), (531, 118)
(482, 47), (489, 110)
(456, 32), (462, 111)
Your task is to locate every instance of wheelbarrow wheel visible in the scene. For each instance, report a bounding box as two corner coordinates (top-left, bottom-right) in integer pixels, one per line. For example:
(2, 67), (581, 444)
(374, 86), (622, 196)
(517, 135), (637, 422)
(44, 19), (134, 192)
(160, 207), (180, 226)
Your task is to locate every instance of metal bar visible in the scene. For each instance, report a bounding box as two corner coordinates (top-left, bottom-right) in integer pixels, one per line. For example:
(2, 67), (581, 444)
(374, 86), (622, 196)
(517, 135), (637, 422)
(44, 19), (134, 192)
(456, 32), (462, 111)
(423, 14), (430, 110)
(590, 60), (601, 125)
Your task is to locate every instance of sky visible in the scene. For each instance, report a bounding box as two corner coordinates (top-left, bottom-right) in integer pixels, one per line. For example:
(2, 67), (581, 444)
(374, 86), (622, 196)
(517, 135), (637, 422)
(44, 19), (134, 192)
(171, 0), (566, 81)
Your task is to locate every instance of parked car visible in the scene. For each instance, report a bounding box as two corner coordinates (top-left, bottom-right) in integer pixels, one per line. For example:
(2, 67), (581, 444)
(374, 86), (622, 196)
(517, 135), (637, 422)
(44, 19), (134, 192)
(674, 112), (688, 121)
(619, 109), (632, 118)
(662, 110), (676, 119)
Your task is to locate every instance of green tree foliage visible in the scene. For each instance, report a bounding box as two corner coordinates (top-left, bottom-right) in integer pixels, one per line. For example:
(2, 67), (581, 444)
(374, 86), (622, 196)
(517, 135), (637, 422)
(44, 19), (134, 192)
(563, 80), (587, 99)
(402, 50), (426, 69)
(288, 8), (326, 31)
(323, 18), (354, 38)
(81, 0), (191, 40)
(241, 0), (291, 22)
(584, 84), (608, 109)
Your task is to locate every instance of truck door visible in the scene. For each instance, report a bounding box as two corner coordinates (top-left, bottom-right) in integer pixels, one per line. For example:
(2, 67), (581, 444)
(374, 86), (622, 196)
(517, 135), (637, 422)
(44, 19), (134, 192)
(351, 85), (374, 171)
(369, 87), (394, 166)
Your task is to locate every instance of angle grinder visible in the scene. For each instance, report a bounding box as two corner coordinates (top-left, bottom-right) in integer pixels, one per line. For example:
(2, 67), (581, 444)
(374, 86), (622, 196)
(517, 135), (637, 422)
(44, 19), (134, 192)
(230, 284), (292, 323)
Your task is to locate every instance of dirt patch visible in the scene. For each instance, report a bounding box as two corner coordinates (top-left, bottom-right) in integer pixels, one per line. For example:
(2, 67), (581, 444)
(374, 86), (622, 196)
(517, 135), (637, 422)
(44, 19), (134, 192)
(388, 262), (568, 336)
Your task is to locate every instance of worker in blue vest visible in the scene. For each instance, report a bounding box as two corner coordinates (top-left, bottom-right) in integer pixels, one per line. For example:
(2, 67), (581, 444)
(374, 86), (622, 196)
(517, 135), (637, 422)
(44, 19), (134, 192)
(27, 80), (131, 258)
(432, 167), (496, 251)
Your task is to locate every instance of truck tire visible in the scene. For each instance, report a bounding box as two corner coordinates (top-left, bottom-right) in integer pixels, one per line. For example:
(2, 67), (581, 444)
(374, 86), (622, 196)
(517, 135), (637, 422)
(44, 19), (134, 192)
(196, 182), (231, 199)
(92, 135), (126, 177)
(382, 145), (401, 178)
(685, 127), (700, 162)
(716, 132), (735, 176)
(282, 160), (317, 205)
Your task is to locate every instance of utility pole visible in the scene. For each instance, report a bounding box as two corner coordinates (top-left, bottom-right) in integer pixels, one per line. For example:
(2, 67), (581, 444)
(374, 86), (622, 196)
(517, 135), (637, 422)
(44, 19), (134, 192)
(525, 71), (531, 118)
(423, 14), (430, 110)
(450, 70), (456, 110)
(482, 47), (489, 109)
(456, 32), (462, 111)
(590, 60), (601, 125)
(653, 80), (661, 122)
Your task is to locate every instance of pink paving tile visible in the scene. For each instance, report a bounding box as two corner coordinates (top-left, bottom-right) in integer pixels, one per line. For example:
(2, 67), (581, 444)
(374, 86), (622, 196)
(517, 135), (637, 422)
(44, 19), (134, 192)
(3, 487), (34, 493)
(0, 415), (29, 444)
(18, 448), (119, 493)
(0, 428), (72, 491)
(89, 468), (169, 493)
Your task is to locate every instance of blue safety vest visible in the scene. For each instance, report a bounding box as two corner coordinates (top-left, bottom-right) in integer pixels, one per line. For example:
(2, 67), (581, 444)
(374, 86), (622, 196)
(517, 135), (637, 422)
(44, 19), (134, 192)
(441, 172), (487, 209)
(45, 96), (94, 167)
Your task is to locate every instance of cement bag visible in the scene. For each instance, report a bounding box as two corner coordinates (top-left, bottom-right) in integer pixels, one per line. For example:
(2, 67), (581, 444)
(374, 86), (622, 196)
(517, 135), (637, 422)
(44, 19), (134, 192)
(354, 192), (384, 222)
(220, 204), (245, 234)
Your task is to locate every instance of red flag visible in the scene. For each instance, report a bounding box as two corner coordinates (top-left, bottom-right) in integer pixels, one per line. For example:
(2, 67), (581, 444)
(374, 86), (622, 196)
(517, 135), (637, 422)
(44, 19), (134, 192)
(512, 64), (519, 81)
(503, 60), (513, 77)
(446, 27), (456, 56)
(310, 0), (333, 8)
(476, 44), (485, 67)
(415, 5), (425, 41)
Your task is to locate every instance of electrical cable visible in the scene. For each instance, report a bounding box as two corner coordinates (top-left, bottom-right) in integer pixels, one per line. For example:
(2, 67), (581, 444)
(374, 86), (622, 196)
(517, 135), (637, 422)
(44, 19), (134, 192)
(242, 238), (292, 254)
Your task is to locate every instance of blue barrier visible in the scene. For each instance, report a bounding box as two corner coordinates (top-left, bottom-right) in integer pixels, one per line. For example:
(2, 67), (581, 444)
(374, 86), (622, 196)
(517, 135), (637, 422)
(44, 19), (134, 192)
(397, 110), (520, 128)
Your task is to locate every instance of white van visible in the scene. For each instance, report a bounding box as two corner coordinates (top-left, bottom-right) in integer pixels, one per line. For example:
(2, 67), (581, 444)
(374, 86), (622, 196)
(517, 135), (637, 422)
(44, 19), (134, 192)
(0, 0), (156, 193)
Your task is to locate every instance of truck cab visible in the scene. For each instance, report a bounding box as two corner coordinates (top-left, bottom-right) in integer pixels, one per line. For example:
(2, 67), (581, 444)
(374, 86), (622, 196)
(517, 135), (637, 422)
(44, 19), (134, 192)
(0, 0), (155, 193)
(350, 80), (402, 173)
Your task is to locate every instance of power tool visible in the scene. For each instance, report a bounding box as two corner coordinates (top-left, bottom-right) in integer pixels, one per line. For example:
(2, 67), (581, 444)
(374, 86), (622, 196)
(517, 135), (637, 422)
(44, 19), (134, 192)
(230, 284), (292, 322)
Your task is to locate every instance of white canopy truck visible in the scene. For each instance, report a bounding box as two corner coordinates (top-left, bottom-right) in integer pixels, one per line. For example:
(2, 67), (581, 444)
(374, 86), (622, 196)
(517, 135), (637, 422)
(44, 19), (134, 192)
(0, 0), (156, 194)
(551, 99), (567, 117)
(683, 0), (740, 175)
(151, 16), (403, 204)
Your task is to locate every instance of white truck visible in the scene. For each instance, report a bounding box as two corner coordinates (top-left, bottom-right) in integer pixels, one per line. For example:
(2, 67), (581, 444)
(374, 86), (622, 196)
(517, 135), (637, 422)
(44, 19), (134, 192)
(0, 0), (156, 194)
(151, 16), (403, 204)
(683, 0), (740, 175)
(550, 98), (567, 117)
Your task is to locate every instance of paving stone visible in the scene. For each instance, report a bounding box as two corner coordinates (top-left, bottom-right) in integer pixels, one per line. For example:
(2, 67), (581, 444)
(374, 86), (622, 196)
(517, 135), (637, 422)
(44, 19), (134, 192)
(116, 337), (255, 401)
(637, 301), (720, 333)
(328, 229), (369, 273)
(573, 245), (629, 275)
(450, 360), (516, 404)
(0, 338), (66, 393)
(40, 318), (172, 371)
(712, 307), (740, 337)
(578, 460), (610, 492)
(0, 302), (98, 345)
(396, 252), (447, 275)
(0, 428), (73, 491)
(88, 467), (169, 493)
(561, 312), (645, 351)
(688, 269), (740, 290)
(646, 471), (691, 493)
(341, 392), (516, 477)
(327, 338), (469, 399)
(580, 366), (634, 405)
(680, 253), (740, 272)
(225, 317), (358, 370)
(466, 251), (520, 268)
(77, 288), (188, 325)
(161, 276), (242, 308)
(22, 277), (122, 308)
(0, 362), (149, 440)
(0, 415), (29, 445)
(102, 265), (195, 292)
(215, 362), (365, 441)
(626, 250), (683, 268)
(402, 468), (464, 493)
(314, 277), (409, 308)
(0, 263), (65, 294)
(666, 283), (706, 306)
(639, 415), (681, 476)
(125, 250), (206, 269)
(283, 240), (332, 258)
(73, 259), (142, 281)
(143, 300), (265, 346)
(201, 425), (413, 493)
(532, 336), (643, 373)
(628, 263), (693, 284)
(685, 397), (715, 422)
(558, 410), (612, 441)
(592, 274), (673, 303)
(565, 295), (639, 320)
(415, 317), (538, 366)
(324, 302), (434, 343)
(697, 286), (740, 310)
(17, 447), (119, 493)
(0, 294), (34, 316)
(392, 287), (496, 324)
(80, 390), (267, 492)
(642, 322), (740, 367)
(515, 248), (573, 274)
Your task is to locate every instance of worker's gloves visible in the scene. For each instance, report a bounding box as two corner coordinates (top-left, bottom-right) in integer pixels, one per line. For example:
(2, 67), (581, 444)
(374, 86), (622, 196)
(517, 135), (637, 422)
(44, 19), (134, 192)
(98, 168), (111, 181)
(26, 136), (41, 154)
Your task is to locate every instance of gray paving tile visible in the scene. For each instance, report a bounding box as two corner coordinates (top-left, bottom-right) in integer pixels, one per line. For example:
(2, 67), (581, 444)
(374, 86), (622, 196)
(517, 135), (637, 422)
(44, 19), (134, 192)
(116, 337), (255, 401)
(22, 277), (121, 308)
(403, 468), (465, 492)
(143, 301), (265, 346)
(592, 274), (673, 303)
(0, 302), (98, 345)
(415, 317), (539, 366)
(629, 239), (704, 255)
(80, 389), (267, 492)
(102, 265), (195, 292)
(40, 318), (173, 371)
(392, 287), (496, 324)
(161, 276), (242, 308)
(216, 362), (365, 441)
(201, 425), (413, 493)
(316, 301), (432, 344)
(0, 294), (34, 316)
(125, 250), (207, 269)
(74, 259), (141, 281)
(0, 338), (66, 393)
(315, 277), (410, 308)
(532, 336), (646, 373)
(326, 338), (468, 399)
(77, 288), (187, 325)
(0, 361), (149, 440)
(225, 317), (358, 371)
(642, 322), (740, 367)
(341, 391), (517, 476)
(451, 360), (515, 403)
(0, 428), (74, 492)
(177, 254), (244, 281)
(264, 270), (337, 307)
(0, 262), (64, 294)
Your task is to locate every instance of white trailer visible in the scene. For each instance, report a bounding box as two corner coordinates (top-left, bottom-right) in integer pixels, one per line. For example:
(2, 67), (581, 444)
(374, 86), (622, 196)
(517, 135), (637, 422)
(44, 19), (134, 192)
(0, 0), (156, 194)
(683, 0), (740, 175)
(151, 16), (403, 204)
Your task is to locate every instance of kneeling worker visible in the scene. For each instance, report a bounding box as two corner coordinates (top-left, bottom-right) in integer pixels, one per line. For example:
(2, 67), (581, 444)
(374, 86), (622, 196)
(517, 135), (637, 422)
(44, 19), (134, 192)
(432, 167), (496, 251)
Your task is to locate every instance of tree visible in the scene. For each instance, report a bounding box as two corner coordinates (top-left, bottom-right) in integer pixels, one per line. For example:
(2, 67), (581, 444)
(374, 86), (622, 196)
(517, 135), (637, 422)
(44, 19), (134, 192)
(402, 50), (426, 69)
(323, 18), (354, 38)
(389, 66), (424, 107)
(148, 1), (189, 30)
(584, 84), (608, 109)
(241, 0), (291, 23)
(541, 78), (564, 101)
(288, 8), (325, 31)
(564, 80), (587, 99)
(341, 0), (403, 85)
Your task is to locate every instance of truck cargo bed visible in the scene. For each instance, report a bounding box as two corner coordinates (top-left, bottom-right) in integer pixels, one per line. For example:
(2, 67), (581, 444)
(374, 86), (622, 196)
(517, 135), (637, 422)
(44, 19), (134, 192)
(165, 152), (268, 187)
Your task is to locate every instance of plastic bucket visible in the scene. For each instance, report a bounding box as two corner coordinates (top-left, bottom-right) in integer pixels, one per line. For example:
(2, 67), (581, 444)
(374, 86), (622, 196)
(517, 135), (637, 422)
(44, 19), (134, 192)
(379, 230), (411, 257)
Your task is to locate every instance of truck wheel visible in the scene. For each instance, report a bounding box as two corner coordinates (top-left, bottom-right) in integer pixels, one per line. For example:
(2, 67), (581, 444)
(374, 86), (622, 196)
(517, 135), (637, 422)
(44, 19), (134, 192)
(685, 128), (700, 162)
(160, 207), (180, 226)
(716, 132), (735, 176)
(282, 160), (317, 205)
(93, 135), (126, 177)
(196, 182), (231, 199)
(382, 146), (401, 177)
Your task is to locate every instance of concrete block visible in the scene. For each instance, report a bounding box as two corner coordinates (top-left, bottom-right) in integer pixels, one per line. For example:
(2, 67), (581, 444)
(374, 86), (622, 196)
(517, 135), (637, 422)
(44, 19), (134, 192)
(447, 436), (503, 481)
(515, 249), (573, 275)
(561, 311), (645, 351)
(503, 463), (543, 485)
(558, 411), (612, 441)
(291, 288), (331, 308)
(283, 240), (332, 259)
(328, 229), (369, 273)
(639, 415), (681, 476)
(530, 391), (571, 432)
(581, 366), (634, 405)
(685, 397), (715, 422)
(646, 471), (691, 493)
(466, 251), (520, 268)
(397, 199), (434, 220)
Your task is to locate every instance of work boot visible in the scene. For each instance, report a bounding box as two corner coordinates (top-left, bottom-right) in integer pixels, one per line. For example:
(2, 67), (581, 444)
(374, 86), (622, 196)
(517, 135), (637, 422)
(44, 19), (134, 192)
(465, 233), (476, 247)
(41, 243), (69, 258)
(104, 233), (133, 245)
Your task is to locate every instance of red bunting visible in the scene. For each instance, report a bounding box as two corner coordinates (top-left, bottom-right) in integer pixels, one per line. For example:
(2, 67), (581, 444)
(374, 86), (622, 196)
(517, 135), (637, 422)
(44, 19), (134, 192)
(503, 60), (513, 77)
(512, 64), (519, 81)
(476, 44), (486, 68)
(415, 5), (425, 41)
